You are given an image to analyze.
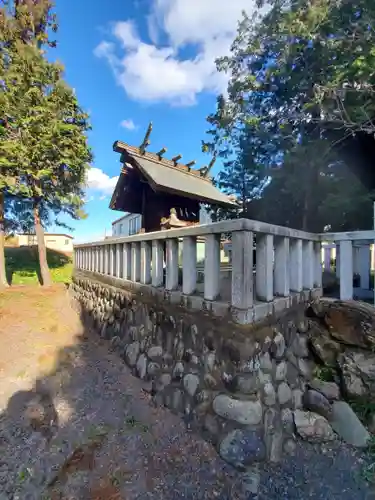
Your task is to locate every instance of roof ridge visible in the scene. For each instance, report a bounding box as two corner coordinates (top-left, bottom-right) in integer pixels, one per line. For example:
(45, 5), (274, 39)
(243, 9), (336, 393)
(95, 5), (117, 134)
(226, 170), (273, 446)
(115, 141), (213, 183)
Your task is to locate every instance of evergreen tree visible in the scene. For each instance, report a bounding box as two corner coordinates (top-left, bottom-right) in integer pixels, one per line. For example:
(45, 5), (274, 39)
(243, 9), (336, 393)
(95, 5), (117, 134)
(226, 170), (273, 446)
(0, 0), (92, 286)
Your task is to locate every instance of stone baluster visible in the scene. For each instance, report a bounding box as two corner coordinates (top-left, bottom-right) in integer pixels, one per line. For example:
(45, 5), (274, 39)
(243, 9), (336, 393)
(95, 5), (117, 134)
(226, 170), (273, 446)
(76, 249), (79, 269)
(141, 242), (152, 284)
(354, 243), (370, 289)
(339, 240), (353, 300)
(204, 234), (220, 301)
(231, 230), (254, 309)
(302, 240), (314, 289)
(100, 246), (104, 274)
(123, 243), (131, 280)
(83, 248), (87, 270)
(104, 245), (109, 275)
(313, 242), (322, 288)
(96, 247), (100, 273)
(182, 236), (197, 295)
(256, 234), (274, 301)
(166, 239), (179, 290)
(109, 245), (115, 276)
(274, 237), (289, 297)
(289, 238), (303, 292)
(115, 244), (121, 278)
(152, 241), (164, 287)
(131, 242), (141, 282)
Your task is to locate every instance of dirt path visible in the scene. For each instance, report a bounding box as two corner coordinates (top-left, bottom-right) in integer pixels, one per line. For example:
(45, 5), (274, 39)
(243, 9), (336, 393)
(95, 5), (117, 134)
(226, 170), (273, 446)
(0, 287), (373, 499)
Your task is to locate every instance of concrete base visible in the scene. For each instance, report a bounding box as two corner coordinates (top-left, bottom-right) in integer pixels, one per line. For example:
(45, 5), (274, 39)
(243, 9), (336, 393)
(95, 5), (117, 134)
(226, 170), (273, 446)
(74, 269), (322, 325)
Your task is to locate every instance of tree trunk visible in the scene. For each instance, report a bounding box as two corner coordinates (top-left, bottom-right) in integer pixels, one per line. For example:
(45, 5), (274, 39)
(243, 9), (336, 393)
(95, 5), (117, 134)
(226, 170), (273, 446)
(34, 203), (52, 286)
(0, 192), (9, 288)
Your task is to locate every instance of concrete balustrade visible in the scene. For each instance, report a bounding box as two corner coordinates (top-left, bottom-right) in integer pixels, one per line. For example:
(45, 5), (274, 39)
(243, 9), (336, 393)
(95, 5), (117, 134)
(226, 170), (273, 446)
(74, 218), (328, 324)
(322, 231), (375, 303)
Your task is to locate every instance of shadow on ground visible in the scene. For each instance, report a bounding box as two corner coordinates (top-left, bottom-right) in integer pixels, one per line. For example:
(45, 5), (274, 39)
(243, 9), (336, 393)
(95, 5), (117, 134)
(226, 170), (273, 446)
(5, 246), (72, 285)
(0, 287), (373, 500)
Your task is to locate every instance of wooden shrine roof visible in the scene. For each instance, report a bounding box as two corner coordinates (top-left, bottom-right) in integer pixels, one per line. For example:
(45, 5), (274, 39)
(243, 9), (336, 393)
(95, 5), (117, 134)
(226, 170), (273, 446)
(109, 140), (237, 209)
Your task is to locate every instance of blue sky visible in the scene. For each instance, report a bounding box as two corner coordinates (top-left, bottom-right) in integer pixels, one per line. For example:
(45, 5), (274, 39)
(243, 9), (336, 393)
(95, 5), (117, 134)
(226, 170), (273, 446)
(51, 0), (253, 242)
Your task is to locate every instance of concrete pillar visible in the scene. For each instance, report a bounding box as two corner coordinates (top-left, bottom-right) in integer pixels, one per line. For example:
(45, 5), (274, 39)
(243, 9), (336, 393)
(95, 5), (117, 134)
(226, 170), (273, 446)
(166, 239), (179, 290)
(256, 234), (274, 301)
(274, 237), (289, 297)
(95, 247), (99, 273)
(354, 244), (370, 289)
(290, 239), (303, 292)
(131, 242), (141, 282)
(204, 234), (220, 301)
(231, 230), (254, 309)
(123, 243), (131, 280)
(141, 242), (152, 284)
(152, 240), (164, 287)
(182, 236), (197, 295)
(314, 242), (322, 287)
(100, 247), (104, 274)
(115, 244), (121, 278)
(339, 240), (353, 300)
(109, 244), (115, 276)
(302, 240), (314, 289)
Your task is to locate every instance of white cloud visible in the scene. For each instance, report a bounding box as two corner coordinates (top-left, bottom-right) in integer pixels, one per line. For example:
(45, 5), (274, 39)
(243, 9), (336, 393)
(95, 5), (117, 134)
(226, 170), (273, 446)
(120, 118), (137, 130)
(94, 0), (257, 105)
(86, 167), (118, 195)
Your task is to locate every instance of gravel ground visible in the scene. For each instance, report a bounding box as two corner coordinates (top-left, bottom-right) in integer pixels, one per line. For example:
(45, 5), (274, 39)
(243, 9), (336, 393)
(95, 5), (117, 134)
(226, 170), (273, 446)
(0, 288), (373, 499)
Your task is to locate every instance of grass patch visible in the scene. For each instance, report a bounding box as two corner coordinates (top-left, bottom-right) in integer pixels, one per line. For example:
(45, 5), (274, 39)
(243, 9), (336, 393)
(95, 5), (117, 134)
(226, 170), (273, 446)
(5, 246), (72, 285)
(363, 435), (375, 484)
(313, 364), (336, 382)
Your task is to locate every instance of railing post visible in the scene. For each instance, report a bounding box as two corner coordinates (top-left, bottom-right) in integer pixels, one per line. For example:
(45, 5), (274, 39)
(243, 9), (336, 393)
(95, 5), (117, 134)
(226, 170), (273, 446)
(123, 243), (131, 279)
(131, 242), (141, 282)
(109, 244), (115, 276)
(290, 239), (303, 292)
(313, 241), (322, 288)
(83, 248), (87, 270)
(166, 239), (179, 290)
(256, 234), (274, 301)
(302, 240), (314, 289)
(116, 243), (121, 278)
(76, 249), (79, 269)
(204, 234), (220, 301)
(141, 242), (152, 284)
(100, 246), (104, 274)
(339, 240), (353, 300)
(274, 237), (289, 296)
(95, 246), (99, 273)
(231, 230), (254, 309)
(182, 236), (197, 295)
(354, 244), (370, 289)
(104, 245), (109, 275)
(152, 240), (164, 287)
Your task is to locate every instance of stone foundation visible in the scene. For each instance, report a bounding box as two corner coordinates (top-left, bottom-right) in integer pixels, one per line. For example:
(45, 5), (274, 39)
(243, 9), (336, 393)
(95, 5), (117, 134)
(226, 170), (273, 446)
(70, 274), (374, 469)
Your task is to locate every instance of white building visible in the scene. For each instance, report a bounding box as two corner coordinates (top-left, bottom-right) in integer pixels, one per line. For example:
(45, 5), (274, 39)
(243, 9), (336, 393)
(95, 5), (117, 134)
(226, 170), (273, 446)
(112, 206), (212, 237)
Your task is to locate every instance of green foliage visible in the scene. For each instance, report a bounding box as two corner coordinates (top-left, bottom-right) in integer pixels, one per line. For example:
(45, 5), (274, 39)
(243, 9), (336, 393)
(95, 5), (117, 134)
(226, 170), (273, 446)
(5, 246), (72, 285)
(204, 0), (375, 231)
(0, 0), (92, 229)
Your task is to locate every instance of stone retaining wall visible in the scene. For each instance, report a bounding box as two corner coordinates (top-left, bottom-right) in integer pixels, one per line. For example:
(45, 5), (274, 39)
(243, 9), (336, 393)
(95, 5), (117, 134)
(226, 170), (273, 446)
(70, 273), (374, 469)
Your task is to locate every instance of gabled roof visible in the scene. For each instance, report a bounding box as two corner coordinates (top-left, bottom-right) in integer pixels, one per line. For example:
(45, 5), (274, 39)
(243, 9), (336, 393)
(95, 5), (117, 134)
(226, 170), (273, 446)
(110, 141), (236, 208)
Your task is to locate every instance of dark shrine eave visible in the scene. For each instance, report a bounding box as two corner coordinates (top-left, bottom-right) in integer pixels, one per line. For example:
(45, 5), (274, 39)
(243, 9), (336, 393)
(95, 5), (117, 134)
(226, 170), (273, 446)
(109, 140), (237, 210)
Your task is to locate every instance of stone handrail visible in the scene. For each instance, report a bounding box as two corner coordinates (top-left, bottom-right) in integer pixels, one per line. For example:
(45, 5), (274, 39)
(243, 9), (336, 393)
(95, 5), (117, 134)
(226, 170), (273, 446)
(321, 230), (375, 303)
(74, 218), (324, 324)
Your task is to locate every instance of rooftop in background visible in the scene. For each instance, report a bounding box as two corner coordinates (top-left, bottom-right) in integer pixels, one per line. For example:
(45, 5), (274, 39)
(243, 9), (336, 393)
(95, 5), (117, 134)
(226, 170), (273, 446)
(18, 233), (74, 239)
(109, 122), (237, 211)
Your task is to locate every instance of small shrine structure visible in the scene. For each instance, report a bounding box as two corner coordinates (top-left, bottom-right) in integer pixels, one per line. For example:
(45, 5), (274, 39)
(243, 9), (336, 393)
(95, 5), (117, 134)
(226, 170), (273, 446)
(109, 123), (236, 232)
